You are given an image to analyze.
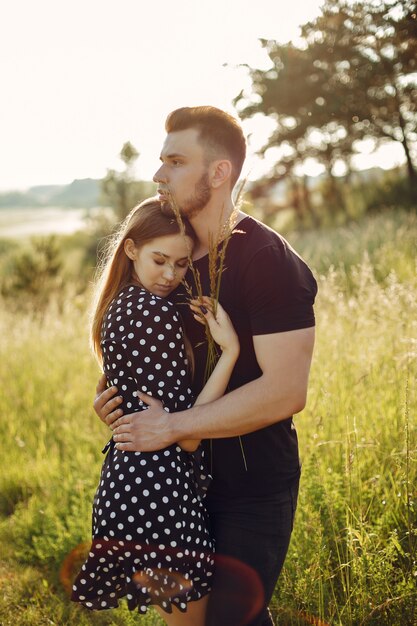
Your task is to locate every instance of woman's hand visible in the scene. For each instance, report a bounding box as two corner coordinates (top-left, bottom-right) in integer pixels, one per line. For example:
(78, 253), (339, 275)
(190, 296), (239, 358)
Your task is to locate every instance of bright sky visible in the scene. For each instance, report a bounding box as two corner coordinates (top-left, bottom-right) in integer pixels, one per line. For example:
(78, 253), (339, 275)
(0, 0), (405, 191)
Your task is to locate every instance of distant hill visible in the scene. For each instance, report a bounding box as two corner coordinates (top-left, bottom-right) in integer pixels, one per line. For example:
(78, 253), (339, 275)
(0, 178), (101, 208)
(27, 185), (65, 202)
(0, 190), (44, 208)
(46, 178), (101, 208)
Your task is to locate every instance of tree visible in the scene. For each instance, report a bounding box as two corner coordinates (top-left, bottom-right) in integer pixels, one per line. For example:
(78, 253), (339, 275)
(301, 0), (417, 187)
(234, 34), (358, 221)
(235, 0), (417, 217)
(1, 236), (64, 314)
(101, 142), (155, 220)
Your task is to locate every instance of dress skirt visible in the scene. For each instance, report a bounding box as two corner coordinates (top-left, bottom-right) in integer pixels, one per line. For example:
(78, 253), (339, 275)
(71, 441), (213, 614)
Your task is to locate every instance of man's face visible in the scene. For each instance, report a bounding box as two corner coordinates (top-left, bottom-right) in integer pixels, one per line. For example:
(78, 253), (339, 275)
(153, 128), (212, 219)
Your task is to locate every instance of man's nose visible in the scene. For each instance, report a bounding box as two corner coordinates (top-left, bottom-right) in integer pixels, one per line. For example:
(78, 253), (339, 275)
(153, 164), (165, 183)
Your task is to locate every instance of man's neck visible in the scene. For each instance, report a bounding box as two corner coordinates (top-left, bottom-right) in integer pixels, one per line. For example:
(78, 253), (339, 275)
(189, 196), (244, 258)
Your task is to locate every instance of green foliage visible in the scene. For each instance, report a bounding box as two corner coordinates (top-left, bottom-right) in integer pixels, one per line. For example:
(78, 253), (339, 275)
(1, 236), (64, 313)
(0, 237), (19, 258)
(286, 208), (417, 284)
(120, 141), (139, 166)
(361, 170), (417, 213)
(236, 0), (417, 221)
(101, 142), (156, 221)
(274, 253), (417, 624)
(69, 211), (119, 279)
(0, 210), (415, 625)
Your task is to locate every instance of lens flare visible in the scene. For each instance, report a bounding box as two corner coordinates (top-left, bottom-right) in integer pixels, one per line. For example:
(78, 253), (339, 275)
(205, 553), (264, 626)
(59, 541), (91, 594)
(133, 568), (194, 599)
(298, 612), (330, 626)
(276, 609), (330, 626)
(62, 541), (328, 626)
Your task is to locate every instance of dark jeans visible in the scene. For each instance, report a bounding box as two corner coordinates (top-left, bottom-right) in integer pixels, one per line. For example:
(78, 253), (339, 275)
(204, 480), (299, 626)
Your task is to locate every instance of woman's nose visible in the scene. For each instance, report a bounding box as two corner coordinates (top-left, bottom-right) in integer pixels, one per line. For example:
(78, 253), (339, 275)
(163, 264), (175, 280)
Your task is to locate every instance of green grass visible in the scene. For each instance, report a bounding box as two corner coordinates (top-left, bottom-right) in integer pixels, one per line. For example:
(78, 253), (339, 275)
(0, 208), (416, 625)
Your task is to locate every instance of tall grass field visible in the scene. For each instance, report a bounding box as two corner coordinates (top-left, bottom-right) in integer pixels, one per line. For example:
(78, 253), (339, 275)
(0, 210), (416, 625)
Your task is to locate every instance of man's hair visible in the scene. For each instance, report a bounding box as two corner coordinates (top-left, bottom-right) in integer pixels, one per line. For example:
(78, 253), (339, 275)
(165, 106), (246, 188)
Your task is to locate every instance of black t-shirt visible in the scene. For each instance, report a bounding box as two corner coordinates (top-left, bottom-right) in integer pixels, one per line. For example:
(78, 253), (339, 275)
(172, 215), (318, 497)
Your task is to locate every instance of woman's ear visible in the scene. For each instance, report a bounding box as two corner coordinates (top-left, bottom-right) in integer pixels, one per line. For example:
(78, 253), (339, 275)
(124, 238), (137, 260)
(210, 159), (232, 189)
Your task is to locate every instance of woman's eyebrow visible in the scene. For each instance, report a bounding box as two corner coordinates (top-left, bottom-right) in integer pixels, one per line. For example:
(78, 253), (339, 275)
(152, 251), (188, 261)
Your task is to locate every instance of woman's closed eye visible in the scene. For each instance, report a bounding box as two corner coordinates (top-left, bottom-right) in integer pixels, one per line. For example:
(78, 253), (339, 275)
(154, 259), (188, 270)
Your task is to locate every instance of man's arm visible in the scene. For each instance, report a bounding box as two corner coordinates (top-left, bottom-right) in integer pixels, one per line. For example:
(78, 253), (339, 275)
(111, 326), (315, 452)
(93, 374), (124, 426)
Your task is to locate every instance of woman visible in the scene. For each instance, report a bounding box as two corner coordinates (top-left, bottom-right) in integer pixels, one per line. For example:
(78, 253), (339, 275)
(71, 198), (239, 626)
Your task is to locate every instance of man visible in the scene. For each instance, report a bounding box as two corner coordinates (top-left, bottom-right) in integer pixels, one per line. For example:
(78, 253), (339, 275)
(94, 105), (317, 625)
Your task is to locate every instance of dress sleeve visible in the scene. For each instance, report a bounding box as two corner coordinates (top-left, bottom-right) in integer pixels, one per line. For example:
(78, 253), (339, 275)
(121, 294), (194, 413)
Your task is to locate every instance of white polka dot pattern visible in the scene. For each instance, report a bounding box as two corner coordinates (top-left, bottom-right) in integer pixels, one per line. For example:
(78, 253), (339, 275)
(71, 286), (213, 614)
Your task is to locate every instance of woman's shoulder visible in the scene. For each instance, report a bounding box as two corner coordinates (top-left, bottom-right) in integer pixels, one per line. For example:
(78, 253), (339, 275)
(109, 285), (180, 320)
(103, 286), (182, 340)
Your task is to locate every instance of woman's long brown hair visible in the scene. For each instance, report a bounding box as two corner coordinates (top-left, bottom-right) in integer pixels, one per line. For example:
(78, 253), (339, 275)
(90, 197), (195, 364)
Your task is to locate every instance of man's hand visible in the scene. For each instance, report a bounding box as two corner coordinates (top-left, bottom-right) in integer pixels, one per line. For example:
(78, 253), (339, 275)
(112, 393), (178, 452)
(93, 374), (124, 427)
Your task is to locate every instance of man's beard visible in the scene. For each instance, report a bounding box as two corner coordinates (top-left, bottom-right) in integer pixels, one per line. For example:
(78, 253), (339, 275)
(161, 172), (211, 219)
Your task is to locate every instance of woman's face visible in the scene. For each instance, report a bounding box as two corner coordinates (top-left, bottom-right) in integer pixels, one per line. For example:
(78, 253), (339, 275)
(127, 233), (192, 298)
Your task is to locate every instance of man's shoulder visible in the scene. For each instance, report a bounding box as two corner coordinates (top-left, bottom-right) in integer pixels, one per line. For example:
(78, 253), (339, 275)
(230, 215), (303, 263)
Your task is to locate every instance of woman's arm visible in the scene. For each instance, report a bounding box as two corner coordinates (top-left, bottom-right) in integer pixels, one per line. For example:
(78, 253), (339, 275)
(177, 299), (239, 451)
(101, 297), (240, 453)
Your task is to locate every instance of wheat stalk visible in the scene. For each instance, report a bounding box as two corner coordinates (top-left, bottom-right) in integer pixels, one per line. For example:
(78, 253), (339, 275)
(163, 188), (241, 376)
(164, 185), (248, 470)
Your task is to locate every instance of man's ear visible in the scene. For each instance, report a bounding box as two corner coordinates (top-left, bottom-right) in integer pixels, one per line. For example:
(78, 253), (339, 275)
(210, 159), (232, 189)
(124, 238), (137, 260)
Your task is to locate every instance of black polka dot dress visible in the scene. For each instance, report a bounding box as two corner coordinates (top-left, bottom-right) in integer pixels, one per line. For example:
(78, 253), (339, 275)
(71, 285), (214, 614)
